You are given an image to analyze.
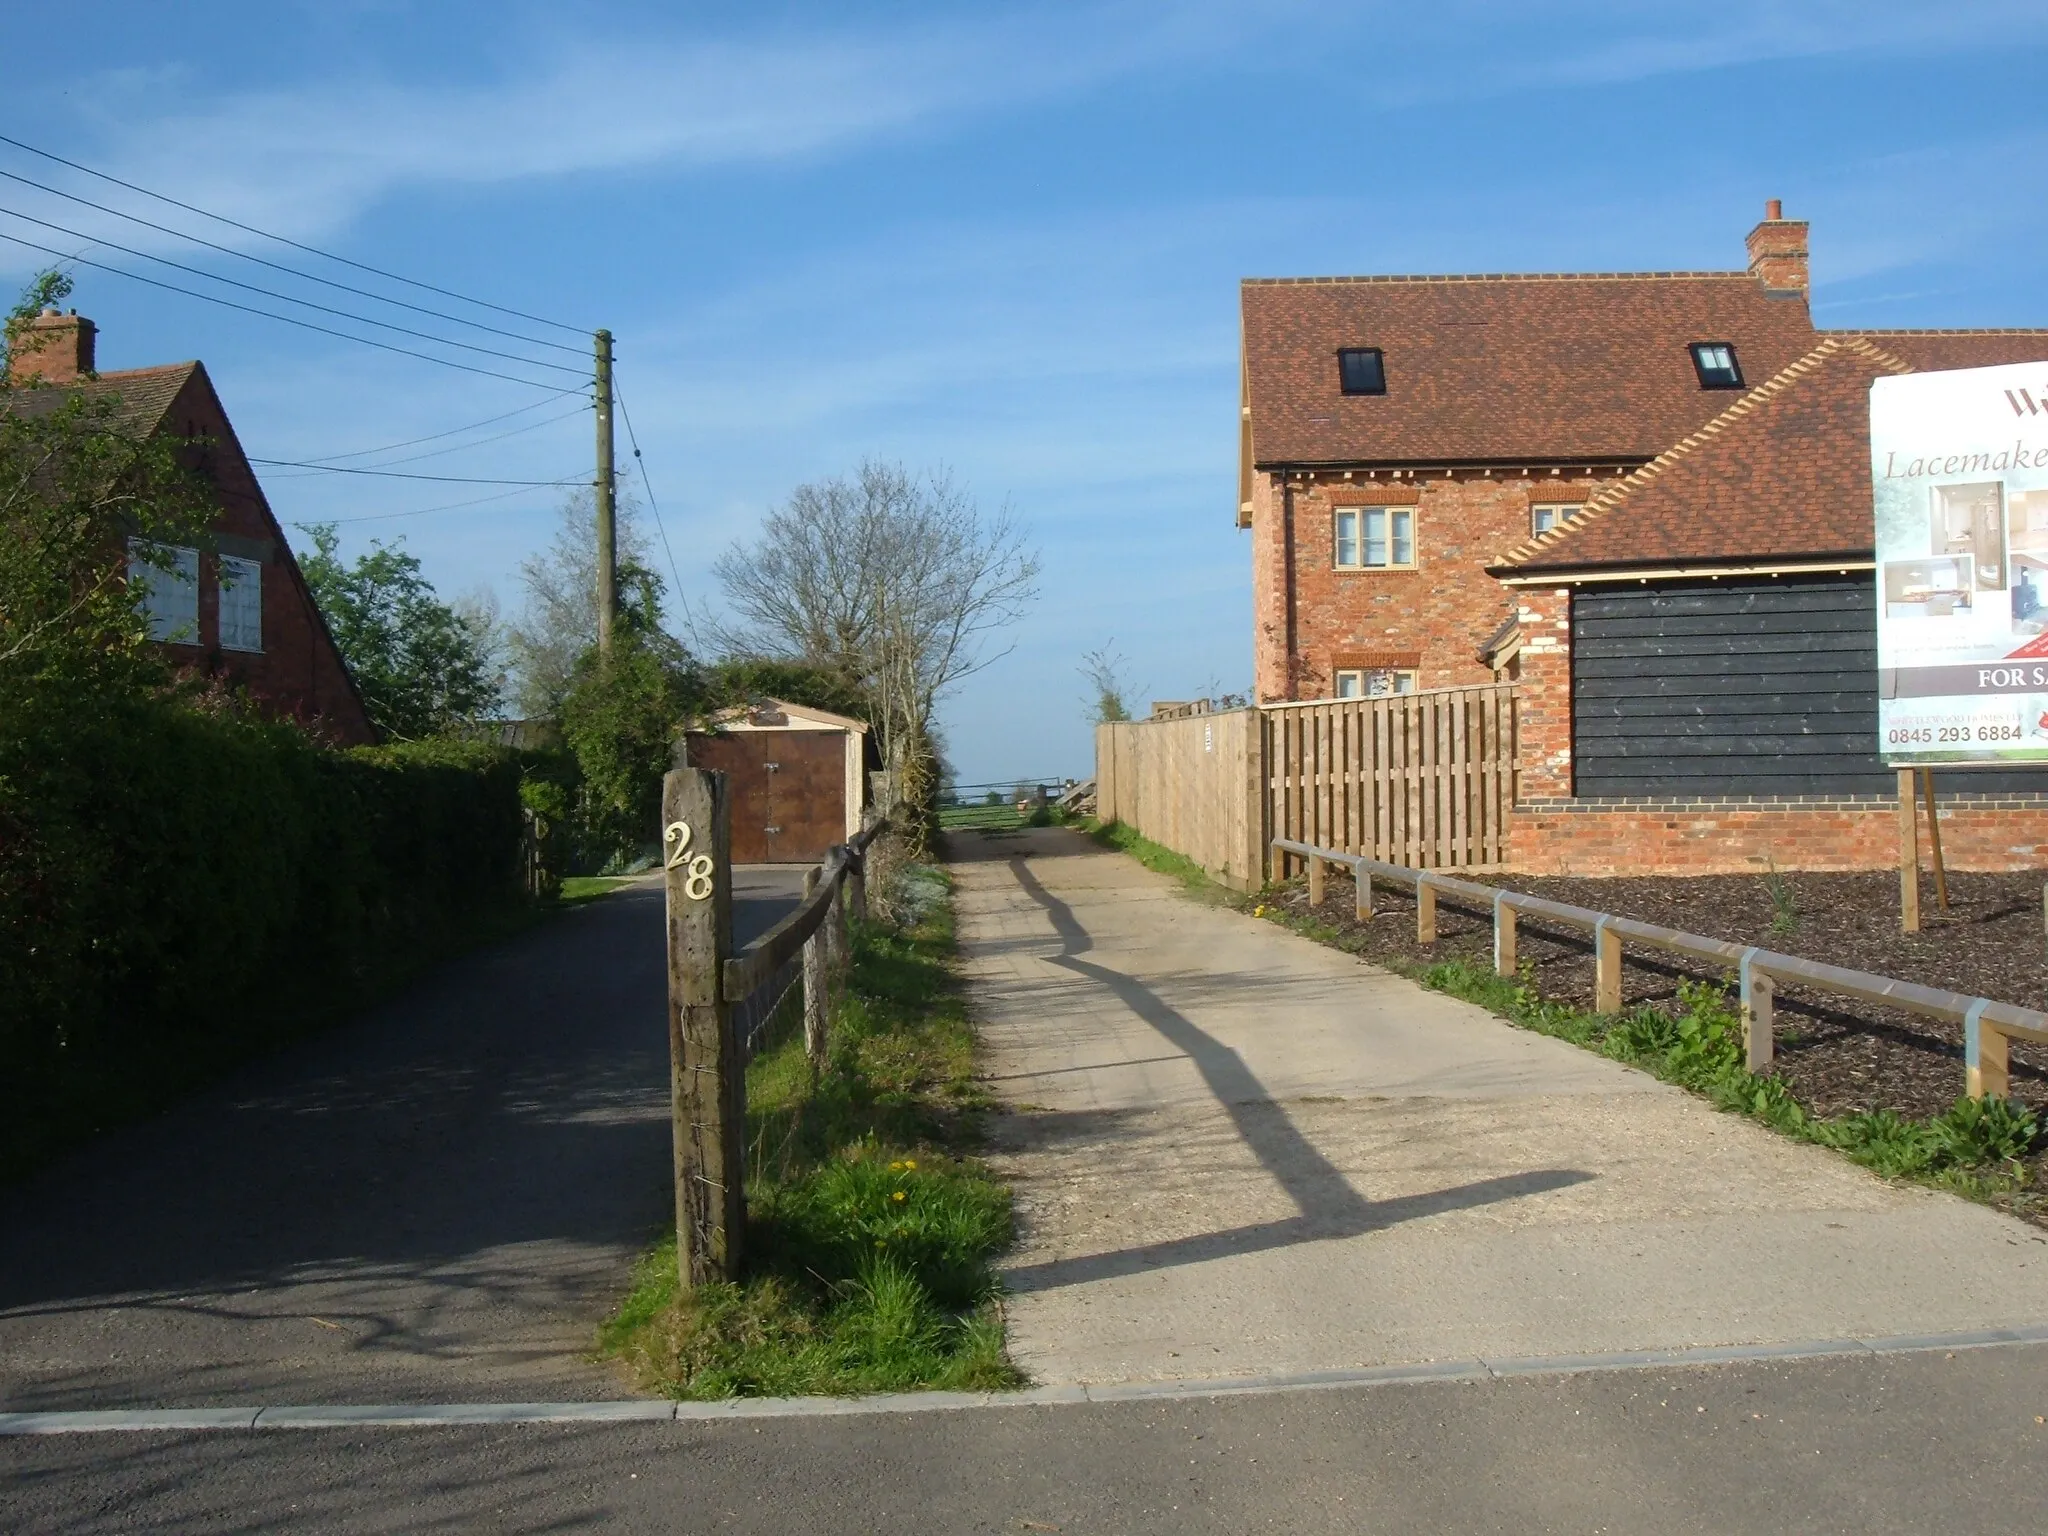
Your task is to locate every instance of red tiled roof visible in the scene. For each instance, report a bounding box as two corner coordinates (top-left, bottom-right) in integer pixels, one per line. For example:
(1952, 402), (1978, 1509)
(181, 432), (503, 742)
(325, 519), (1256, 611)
(5, 362), (201, 433)
(1241, 272), (1819, 467)
(1495, 330), (2048, 575)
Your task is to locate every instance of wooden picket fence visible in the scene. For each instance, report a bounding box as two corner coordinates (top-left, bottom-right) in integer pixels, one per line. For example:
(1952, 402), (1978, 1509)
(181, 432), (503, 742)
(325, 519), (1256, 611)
(1095, 682), (1519, 889)
(1264, 683), (1519, 874)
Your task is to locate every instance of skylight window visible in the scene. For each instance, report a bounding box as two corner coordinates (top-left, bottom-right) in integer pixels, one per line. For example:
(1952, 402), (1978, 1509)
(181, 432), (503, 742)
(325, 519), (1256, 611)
(1690, 342), (1744, 390)
(1338, 347), (1386, 396)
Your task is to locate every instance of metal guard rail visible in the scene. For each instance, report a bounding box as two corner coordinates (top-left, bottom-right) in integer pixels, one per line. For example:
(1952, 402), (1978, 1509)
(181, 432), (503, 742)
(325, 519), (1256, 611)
(1271, 836), (2048, 1100)
(722, 818), (889, 1002)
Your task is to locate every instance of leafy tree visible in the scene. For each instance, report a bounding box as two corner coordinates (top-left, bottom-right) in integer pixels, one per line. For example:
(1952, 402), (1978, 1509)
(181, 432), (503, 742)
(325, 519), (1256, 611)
(297, 522), (500, 740)
(557, 563), (705, 862)
(706, 656), (871, 722)
(0, 270), (211, 695)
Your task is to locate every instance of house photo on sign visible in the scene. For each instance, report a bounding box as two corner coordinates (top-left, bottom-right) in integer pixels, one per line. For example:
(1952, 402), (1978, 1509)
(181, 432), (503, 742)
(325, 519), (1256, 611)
(1873, 360), (2048, 763)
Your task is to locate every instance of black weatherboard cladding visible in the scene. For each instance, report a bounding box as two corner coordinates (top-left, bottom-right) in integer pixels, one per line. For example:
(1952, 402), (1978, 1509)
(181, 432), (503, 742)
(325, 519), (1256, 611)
(1571, 576), (2048, 797)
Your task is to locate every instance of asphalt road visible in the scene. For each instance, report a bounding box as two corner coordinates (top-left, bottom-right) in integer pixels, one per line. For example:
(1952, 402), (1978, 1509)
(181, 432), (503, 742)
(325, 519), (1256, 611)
(5, 1346), (2047, 1532)
(0, 868), (807, 1412)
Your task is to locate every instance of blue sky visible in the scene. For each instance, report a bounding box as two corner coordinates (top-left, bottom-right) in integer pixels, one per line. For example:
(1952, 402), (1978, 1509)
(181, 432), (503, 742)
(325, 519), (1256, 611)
(7, 2), (2048, 781)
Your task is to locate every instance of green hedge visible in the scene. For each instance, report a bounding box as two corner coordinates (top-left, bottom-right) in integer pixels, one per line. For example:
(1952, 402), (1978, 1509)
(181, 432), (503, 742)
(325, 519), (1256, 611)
(0, 686), (530, 1177)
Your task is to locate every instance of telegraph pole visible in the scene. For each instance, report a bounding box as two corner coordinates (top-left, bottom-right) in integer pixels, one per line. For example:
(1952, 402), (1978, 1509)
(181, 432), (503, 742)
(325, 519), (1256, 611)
(594, 328), (618, 659)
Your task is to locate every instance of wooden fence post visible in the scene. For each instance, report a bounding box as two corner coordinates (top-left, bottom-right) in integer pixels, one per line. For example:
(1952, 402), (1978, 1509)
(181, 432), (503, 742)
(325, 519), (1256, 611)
(1965, 1001), (2008, 1100)
(1493, 892), (1517, 978)
(1593, 917), (1621, 1014)
(1739, 949), (1774, 1073)
(1417, 874), (1437, 944)
(848, 843), (869, 925)
(662, 767), (744, 1289)
(802, 866), (829, 1077)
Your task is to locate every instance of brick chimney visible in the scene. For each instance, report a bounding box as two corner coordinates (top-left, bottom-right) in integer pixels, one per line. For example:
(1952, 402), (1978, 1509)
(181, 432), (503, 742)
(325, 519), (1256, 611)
(8, 307), (97, 385)
(1746, 199), (1809, 299)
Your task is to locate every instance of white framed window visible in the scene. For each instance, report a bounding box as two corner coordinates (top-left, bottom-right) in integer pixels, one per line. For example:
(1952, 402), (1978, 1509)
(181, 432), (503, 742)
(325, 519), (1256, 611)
(1531, 503), (1581, 536)
(1334, 668), (1417, 698)
(1334, 506), (1415, 569)
(128, 540), (200, 644)
(219, 554), (263, 652)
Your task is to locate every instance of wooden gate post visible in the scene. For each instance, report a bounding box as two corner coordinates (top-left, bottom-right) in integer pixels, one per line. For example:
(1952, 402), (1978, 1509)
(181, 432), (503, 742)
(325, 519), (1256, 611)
(662, 767), (744, 1288)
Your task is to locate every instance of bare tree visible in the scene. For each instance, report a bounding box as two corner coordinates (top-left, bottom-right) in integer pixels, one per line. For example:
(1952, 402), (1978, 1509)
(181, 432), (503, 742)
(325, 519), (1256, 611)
(708, 460), (1039, 825)
(505, 488), (651, 717)
(1080, 641), (1135, 724)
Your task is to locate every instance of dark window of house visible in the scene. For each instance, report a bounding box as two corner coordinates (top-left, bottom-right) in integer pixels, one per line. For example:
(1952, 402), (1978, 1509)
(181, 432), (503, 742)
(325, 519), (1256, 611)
(1690, 342), (1743, 389)
(1338, 347), (1386, 395)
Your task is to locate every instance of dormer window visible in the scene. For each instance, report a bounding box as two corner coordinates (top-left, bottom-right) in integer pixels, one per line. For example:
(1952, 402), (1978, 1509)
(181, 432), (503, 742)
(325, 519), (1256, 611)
(1338, 347), (1386, 395)
(1690, 342), (1743, 390)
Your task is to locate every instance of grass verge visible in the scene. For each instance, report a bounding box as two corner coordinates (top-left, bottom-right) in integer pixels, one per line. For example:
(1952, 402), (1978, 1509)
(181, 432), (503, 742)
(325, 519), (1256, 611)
(558, 875), (631, 905)
(598, 867), (1023, 1398)
(1068, 814), (1236, 901)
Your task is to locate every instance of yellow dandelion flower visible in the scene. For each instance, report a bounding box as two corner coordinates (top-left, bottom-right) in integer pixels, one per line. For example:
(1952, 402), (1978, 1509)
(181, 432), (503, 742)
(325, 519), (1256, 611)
(902, 1159), (917, 1171)
(892, 1190), (907, 1202)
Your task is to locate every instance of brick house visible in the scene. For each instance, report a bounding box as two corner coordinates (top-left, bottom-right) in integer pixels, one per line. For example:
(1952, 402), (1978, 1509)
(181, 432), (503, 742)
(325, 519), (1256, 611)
(1239, 204), (2048, 872)
(10, 309), (375, 745)
(1240, 204), (1822, 703)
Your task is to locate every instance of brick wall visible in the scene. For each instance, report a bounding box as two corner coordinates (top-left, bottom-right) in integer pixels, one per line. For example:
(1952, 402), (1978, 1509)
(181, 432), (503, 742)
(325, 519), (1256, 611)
(157, 372), (376, 746)
(1510, 795), (2048, 875)
(1250, 469), (1614, 704)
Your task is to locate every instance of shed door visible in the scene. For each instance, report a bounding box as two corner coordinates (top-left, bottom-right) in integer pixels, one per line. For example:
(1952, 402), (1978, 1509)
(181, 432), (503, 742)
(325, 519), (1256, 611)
(685, 729), (845, 864)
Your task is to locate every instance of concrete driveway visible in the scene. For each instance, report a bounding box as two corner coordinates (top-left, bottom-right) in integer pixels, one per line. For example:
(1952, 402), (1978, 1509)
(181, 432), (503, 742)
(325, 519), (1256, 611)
(0, 869), (808, 1411)
(954, 827), (2048, 1386)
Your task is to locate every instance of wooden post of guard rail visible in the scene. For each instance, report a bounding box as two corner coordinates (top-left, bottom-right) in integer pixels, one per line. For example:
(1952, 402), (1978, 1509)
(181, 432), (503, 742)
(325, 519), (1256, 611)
(662, 767), (743, 1288)
(1355, 865), (1374, 923)
(1307, 852), (1324, 908)
(802, 866), (829, 1079)
(1966, 1003), (2008, 1099)
(1417, 874), (1437, 944)
(1493, 893), (1517, 978)
(1739, 949), (1774, 1073)
(1594, 918), (1621, 1014)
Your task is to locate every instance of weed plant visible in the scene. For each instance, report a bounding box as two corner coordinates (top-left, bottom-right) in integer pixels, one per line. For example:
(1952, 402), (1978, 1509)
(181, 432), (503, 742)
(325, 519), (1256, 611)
(599, 873), (1023, 1399)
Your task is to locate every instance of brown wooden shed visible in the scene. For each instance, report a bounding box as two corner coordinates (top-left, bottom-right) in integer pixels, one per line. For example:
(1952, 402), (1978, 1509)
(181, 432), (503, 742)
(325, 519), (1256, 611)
(685, 699), (873, 864)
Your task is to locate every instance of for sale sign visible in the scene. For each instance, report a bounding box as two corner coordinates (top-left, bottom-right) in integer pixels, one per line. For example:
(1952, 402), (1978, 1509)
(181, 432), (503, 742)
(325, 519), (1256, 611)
(1873, 361), (2048, 764)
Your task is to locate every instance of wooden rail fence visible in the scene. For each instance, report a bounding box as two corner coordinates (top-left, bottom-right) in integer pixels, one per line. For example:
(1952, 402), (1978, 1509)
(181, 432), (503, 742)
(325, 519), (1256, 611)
(661, 763), (889, 1289)
(1273, 835), (2048, 1101)
(1096, 683), (1518, 889)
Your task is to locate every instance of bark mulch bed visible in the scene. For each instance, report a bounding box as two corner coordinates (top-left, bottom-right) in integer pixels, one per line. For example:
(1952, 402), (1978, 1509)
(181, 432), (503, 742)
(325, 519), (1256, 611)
(1279, 866), (2048, 1123)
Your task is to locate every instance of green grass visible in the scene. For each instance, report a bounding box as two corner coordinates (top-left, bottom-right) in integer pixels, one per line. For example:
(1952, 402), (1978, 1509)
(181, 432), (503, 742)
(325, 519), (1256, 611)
(1075, 816), (1237, 900)
(937, 801), (1027, 831)
(557, 875), (631, 905)
(598, 870), (1023, 1399)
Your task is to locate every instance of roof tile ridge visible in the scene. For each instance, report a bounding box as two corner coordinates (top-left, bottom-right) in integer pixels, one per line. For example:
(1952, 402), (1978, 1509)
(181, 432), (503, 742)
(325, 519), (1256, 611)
(1241, 270), (1751, 288)
(1830, 326), (2048, 337)
(93, 360), (201, 380)
(1495, 338), (1849, 568)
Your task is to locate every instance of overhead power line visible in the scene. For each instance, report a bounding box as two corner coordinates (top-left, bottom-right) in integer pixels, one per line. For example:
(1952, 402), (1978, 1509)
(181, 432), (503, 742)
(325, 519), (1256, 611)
(248, 457), (580, 486)
(0, 131), (585, 336)
(263, 402), (590, 478)
(0, 228), (572, 391)
(0, 165), (586, 357)
(613, 375), (686, 614)
(295, 389), (589, 465)
(307, 484), (559, 526)
(0, 204), (587, 377)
